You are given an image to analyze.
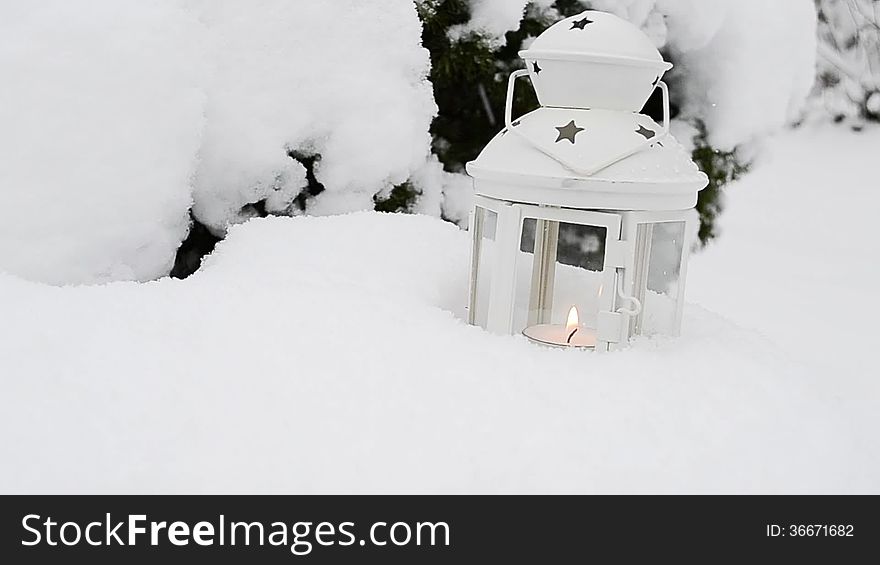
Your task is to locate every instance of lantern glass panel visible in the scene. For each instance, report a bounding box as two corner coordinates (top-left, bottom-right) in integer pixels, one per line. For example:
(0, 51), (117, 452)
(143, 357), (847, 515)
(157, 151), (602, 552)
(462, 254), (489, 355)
(468, 207), (498, 328)
(633, 220), (686, 336)
(512, 217), (608, 336)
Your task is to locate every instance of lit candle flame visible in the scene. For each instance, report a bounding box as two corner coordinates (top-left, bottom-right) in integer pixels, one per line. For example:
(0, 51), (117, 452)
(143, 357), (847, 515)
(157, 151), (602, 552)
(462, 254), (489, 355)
(565, 306), (579, 331)
(565, 306), (579, 344)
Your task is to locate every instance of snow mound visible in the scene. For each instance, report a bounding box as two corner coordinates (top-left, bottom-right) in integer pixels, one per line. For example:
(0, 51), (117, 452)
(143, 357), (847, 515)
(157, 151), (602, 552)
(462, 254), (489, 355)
(0, 0), (206, 284)
(1, 191), (876, 492)
(689, 122), (880, 406)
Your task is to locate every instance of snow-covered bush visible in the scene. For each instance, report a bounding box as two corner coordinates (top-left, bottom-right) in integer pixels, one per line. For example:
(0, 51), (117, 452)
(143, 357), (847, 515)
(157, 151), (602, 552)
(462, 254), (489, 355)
(0, 0), (823, 284)
(185, 0), (437, 233)
(0, 0), (206, 284)
(815, 0), (880, 123)
(629, 0), (816, 151)
(0, 0), (437, 284)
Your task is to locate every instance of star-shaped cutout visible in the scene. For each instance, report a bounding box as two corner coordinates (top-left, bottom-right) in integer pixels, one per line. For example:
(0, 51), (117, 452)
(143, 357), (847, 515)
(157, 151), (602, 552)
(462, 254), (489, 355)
(570, 17), (594, 30)
(635, 125), (655, 140)
(555, 120), (585, 144)
(532, 61), (542, 75)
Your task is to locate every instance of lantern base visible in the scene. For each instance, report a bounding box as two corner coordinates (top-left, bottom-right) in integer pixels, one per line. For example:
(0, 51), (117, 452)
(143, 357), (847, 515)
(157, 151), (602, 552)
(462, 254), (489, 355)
(522, 324), (597, 349)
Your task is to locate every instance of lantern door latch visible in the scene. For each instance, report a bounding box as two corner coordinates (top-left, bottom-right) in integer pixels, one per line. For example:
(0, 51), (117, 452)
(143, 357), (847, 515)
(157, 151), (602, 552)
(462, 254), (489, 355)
(615, 268), (642, 317)
(603, 239), (632, 269)
(597, 272), (643, 344)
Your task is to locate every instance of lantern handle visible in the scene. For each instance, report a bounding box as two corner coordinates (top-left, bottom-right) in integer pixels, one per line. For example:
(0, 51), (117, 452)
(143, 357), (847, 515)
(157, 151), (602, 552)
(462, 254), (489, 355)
(504, 70), (671, 177)
(658, 80), (671, 132)
(504, 69), (531, 127)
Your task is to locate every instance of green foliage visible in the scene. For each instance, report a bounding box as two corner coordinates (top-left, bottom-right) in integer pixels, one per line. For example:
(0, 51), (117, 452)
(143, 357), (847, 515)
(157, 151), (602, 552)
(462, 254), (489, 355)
(170, 213), (221, 279)
(419, 0), (551, 172)
(374, 182), (420, 213)
(690, 120), (749, 245)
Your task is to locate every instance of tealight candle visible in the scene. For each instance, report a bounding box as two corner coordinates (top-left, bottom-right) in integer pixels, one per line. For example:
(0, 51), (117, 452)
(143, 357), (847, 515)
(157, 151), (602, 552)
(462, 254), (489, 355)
(522, 306), (597, 349)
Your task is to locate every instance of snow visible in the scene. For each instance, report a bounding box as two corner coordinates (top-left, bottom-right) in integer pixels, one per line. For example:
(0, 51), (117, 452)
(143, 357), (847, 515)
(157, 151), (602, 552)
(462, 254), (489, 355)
(688, 121), (880, 460)
(666, 0), (817, 149)
(1, 124), (878, 493)
(409, 156), (474, 223)
(815, 0), (880, 121)
(0, 0), (206, 284)
(0, 1), (437, 283)
(449, 0), (555, 46)
(584, 0), (819, 149)
(187, 0), (437, 232)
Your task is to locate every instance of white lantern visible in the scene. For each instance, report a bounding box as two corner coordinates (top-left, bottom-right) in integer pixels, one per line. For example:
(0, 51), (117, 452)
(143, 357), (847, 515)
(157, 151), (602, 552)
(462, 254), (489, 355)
(466, 11), (709, 351)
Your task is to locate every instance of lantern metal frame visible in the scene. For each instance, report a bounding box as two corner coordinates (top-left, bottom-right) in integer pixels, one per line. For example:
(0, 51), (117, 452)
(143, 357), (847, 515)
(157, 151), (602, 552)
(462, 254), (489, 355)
(467, 196), (696, 351)
(465, 10), (708, 351)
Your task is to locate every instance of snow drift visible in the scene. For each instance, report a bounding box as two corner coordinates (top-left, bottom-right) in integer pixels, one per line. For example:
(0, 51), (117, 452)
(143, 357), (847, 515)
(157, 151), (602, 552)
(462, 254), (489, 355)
(1, 124), (879, 493)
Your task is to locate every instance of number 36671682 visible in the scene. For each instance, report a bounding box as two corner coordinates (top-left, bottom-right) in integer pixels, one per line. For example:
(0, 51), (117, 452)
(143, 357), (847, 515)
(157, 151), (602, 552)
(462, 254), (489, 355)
(766, 524), (854, 537)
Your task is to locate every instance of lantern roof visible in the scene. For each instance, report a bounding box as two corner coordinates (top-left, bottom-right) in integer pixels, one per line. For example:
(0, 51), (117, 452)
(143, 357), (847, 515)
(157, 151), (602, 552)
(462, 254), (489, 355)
(466, 10), (706, 211)
(521, 10), (669, 69)
(519, 11), (672, 112)
(466, 108), (708, 211)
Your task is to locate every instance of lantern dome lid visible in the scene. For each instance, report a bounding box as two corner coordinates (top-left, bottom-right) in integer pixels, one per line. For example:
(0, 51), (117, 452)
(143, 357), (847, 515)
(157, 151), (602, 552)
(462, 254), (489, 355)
(466, 108), (708, 211)
(521, 10), (669, 69)
(519, 11), (672, 112)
